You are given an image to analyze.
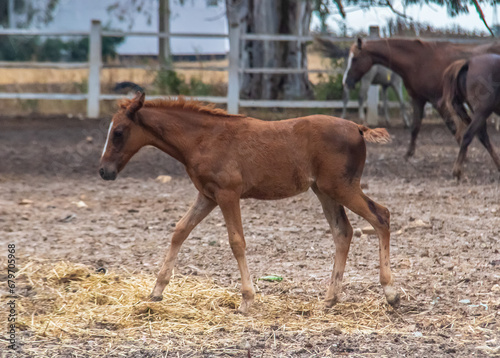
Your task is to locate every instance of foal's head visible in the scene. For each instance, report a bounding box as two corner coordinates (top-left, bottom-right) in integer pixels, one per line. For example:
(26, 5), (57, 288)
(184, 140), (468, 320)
(99, 92), (148, 180)
(343, 38), (374, 89)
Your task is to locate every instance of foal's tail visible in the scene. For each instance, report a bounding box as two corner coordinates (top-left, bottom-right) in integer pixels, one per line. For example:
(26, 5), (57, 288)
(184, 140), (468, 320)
(357, 125), (391, 144)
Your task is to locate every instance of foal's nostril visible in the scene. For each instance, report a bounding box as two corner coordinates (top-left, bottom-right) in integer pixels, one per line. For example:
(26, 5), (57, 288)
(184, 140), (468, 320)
(99, 167), (105, 177)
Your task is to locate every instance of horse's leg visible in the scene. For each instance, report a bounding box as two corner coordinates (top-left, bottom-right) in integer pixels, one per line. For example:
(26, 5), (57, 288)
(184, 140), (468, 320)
(452, 112), (488, 179)
(405, 99), (425, 159)
(341, 86), (349, 118)
(312, 186), (353, 307)
(382, 86), (390, 126)
(434, 103), (459, 141)
(392, 79), (410, 127)
(150, 193), (216, 300)
(474, 117), (500, 171)
(216, 190), (255, 314)
(339, 190), (399, 307)
(358, 82), (370, 123)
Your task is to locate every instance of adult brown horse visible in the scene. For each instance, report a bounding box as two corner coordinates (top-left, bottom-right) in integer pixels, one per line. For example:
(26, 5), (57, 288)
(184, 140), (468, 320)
(99, 92), (399, 313)
(440, 54), (500, 179)
(322, 37), (500, 159)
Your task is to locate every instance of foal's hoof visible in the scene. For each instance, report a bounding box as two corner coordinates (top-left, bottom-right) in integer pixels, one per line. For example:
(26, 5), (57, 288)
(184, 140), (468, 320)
(384, 286), (400, 308)
(387, 293), (401, 308)
(324, 296), (339, 309)
(452, 169), (462, 180)
(149, 295), (163, 302)
(237, 299), (254, 315)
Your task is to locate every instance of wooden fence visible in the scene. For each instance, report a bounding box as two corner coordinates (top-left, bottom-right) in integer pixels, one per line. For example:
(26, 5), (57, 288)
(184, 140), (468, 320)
(0, 20), (493, 124)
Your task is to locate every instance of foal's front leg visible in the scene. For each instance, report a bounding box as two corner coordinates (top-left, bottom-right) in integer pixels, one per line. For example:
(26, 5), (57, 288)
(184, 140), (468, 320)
(216, 190), (255, 313)
(150, 193), (216, 300)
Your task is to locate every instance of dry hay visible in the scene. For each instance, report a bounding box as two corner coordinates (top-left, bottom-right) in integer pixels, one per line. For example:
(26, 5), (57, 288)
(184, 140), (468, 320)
(1, 259), (498, 355)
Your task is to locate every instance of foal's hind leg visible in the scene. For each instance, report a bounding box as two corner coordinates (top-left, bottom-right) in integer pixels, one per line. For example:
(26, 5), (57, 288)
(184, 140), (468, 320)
(332, 188), (399, 307)
(312, 186), (353, 307)
(150, 193), (216, 300)
(346, 192), (399, 306)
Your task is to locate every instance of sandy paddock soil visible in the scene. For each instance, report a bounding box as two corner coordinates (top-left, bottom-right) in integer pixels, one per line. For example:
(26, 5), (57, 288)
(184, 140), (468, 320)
(0, 114), (499, 357)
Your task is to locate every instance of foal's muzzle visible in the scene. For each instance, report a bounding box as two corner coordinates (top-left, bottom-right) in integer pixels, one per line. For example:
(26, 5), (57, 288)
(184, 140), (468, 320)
(99, 167), (117, 181)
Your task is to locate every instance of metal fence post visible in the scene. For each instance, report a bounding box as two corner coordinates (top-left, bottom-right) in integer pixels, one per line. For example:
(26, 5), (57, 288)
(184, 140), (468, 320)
(227, 23), (240, 114)
(366, 25), (380, 126)
(87, 20), (102, 118)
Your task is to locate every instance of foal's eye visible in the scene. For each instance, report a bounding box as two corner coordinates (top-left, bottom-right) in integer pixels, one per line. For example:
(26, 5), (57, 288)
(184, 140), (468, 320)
(114, 131), (123, 138)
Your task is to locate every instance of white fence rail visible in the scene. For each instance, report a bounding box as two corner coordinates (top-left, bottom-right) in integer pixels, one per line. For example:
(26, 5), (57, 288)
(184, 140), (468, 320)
(0, 20), (494, 121)
(0, 20), (358, 118)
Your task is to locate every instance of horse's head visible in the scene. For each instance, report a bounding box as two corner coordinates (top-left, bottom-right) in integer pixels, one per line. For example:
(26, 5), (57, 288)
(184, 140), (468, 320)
(343, 38), (373, 89)
(99, 91), (148, 180)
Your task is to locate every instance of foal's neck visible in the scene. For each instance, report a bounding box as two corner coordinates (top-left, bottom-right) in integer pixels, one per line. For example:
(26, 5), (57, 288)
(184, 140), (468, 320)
(139, 108), (216, 165)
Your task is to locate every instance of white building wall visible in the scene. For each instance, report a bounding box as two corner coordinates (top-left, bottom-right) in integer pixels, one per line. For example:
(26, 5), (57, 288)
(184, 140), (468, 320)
(43, 0), (228, 56)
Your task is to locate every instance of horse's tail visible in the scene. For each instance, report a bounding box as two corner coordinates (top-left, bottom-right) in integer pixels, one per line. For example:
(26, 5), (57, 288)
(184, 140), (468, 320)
(357, 124), (391, 144)
(114, 81), (145, 93)
(440, 59), (468, 116)
(314, 37), (350, 59)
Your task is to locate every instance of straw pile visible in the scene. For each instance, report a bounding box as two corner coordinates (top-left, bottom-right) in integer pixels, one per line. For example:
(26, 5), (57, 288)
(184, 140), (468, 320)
(2, 259), (498, 355)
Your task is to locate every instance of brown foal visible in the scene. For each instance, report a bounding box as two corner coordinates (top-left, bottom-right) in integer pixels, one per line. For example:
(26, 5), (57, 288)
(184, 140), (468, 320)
(99, 93), (399, 313)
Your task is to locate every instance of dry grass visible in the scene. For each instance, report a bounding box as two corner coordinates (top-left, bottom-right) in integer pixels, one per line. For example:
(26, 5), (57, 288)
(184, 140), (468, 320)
(1, 259), (498, 356)
(0, 52), (343, 116)
(0, 52), (336, 87)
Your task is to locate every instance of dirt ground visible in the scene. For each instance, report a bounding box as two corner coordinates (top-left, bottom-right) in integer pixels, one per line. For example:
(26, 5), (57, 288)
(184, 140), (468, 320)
(0, 113), (499, 357)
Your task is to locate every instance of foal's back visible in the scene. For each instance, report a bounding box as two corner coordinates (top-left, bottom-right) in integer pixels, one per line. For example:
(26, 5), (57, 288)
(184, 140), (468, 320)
(209, 115), (366, 200)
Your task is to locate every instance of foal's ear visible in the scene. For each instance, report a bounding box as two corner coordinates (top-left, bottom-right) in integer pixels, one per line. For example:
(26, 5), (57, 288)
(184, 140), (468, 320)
(357, 37), (363, 50)
(126, 91), (145, 120)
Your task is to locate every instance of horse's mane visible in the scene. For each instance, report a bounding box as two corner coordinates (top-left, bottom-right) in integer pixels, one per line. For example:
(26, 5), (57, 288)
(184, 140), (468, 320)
(119, 96), (243, 118)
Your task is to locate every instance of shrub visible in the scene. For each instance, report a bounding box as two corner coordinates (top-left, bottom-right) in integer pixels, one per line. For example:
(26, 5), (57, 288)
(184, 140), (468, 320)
(313, 73), (361, 101)
(153, 69), (221, 97)
(0, 36), (39, 61)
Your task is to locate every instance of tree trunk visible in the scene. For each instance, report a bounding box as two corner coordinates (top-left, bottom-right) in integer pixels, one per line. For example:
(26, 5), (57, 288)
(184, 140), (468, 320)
(226, 0), (313, 100)
(158, 0), (170, 65)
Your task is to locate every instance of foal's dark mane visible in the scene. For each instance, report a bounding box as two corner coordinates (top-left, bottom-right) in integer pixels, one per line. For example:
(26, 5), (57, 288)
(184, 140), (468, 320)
(119, 96), (244, 118)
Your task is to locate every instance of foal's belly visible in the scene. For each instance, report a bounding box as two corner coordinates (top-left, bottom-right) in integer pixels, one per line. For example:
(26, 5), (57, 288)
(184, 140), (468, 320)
(240, 169), (314, 200)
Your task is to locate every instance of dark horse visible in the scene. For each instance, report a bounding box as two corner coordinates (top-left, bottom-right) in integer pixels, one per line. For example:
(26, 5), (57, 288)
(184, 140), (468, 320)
(440, 54), (500, 179)
(324, 37), (500, 159)
(99, 92), (399, 313)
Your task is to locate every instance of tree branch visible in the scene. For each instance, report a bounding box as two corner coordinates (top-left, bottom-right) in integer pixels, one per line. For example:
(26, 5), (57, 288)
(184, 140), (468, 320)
(384, 0), (412, 20)
(471, 0), (495, 37)
(333, 0), (346, 18)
